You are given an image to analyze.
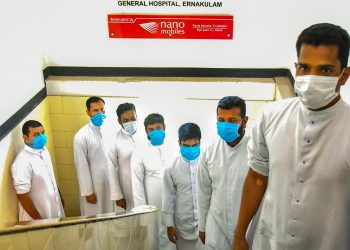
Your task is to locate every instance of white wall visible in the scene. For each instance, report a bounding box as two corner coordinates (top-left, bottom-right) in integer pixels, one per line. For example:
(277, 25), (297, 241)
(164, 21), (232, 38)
(0, 0), (46, 126)
(0, 0), (50, 225)
(1, 0), (350, 126)
(44, 0), (350, 71)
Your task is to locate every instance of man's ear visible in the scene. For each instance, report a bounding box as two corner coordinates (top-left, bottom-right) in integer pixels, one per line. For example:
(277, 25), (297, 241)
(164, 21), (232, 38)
(338, 67), (350, 85)
(86, 110), (90, 116)
(243, 116), (249, 128)
(22, 135), (28, 142)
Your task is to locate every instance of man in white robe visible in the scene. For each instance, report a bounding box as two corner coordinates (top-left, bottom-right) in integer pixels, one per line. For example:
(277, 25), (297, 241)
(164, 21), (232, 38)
(233, 23), (350, 250)
(74, 96), (114, 216)
(105, 103), (139, 211)
(197, 96), (252, 250)
(162, 122), (204, 250)
(11, 120), (65, 221)
(131, 113), (176, 250)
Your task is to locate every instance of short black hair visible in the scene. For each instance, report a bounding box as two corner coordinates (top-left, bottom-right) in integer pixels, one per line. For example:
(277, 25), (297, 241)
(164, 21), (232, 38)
(217, 96), (246, 117)
(22, 120), (43, 136)
(178, 123), (201, 142)
(296, 23), (350, 70)
(86, 96), (105, 110)
(144, 113), (164, 128)
(116, 103), (136, 120)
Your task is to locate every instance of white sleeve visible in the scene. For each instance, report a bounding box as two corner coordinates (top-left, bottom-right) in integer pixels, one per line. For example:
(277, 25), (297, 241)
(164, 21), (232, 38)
(197, 149), (212, 232)
(162, 167), (176, 227)
(248, 111), (270, 176)
(11, 156), (32, 194)
(131, 150), (147, 206)
(105, 142), (124, 201)
(73, 135), (94, 196)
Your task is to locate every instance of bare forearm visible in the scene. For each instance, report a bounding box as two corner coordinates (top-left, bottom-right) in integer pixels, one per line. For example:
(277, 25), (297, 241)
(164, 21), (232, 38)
(234, 168), (268, 238)
(17, 193), (42, 220)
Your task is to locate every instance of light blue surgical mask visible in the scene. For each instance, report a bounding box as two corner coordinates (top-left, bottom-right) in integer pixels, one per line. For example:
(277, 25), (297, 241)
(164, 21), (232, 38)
(91, 112), (106, 127)
(180, 145), (200, 161)
(25, 134), (48, 150)
(217, 122), (239, 142)
(148, 130), (165, 146)
(123, 121), (138, 135)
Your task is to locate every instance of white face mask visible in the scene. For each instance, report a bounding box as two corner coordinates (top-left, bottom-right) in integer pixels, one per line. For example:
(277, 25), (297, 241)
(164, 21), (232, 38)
(294, 75), (339, 109)
(122, 121), (138, 135)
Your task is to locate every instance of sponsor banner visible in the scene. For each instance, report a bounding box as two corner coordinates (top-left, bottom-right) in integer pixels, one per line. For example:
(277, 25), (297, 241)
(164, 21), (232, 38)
(108, 14), (233, 39)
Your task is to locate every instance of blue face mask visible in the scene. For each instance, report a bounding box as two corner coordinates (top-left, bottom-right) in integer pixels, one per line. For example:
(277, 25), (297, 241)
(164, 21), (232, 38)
(25, 134), (48, 150)
(91, 112), (106, 127)
(217, 122), (240, 142)
(180, 145), (200, 161)
(148, 130), (165, 146)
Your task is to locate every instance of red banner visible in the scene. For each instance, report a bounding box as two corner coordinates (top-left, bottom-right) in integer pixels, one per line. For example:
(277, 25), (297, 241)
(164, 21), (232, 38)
(108, 14), (233, 39)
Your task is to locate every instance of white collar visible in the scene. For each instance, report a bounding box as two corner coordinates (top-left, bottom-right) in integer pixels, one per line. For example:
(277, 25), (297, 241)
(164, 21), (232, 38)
(24, 145), (46, 156)
(300, 97), (345, 121)
(120, 128), (134, 137)
(220, 133), (246, 150)
(148, 140), (164, 148)
(181, 155), (199, 164)
(89, 122), (101, 129)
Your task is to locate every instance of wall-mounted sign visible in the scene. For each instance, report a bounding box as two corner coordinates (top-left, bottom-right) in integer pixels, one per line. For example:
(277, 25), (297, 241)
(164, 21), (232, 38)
(108, 14), (233, 39)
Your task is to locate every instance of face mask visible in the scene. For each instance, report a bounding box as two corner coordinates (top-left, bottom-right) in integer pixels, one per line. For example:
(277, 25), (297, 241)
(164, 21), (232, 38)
(25, 134), (47, 150)
(148, 130), (165, 146)
(180, 145), (200, 161)
(123, 121), (138, 135)
(294, 75), (339, 109)
(217, 122), (239, 143)
(91, 112), (106, 127)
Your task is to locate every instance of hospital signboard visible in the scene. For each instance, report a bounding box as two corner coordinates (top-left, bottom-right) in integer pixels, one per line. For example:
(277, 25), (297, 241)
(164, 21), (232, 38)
(108, 14), (233, 39)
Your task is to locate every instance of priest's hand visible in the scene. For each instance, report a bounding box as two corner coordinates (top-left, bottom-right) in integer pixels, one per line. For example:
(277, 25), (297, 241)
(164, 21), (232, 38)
(167, 226), (178, 244)
(116, 198), (127, 209)
(232, 234), (249, 250)
(199, 231), (206, 244)
(86, 193), (97, 204)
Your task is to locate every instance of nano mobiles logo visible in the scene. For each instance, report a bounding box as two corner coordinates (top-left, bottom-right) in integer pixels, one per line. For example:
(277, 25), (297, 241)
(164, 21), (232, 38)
(159, 21), (185, 36)
(139, 22), (158, 34)
(139, 21), (186, 36)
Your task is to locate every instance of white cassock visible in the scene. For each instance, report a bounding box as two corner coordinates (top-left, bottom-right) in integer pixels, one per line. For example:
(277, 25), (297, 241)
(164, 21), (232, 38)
(197, 135), (256, 250)
(11, 145), (65, 221)
(162, 155), (204, 250)
(249, 97), (350, 250)
(131, 140), (176, 250)
(105, 128), (138, 211)
(74, 122), (114, 216)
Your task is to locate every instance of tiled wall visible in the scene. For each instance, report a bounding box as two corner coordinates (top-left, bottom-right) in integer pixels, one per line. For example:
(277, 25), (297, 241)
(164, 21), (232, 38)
(48, 96), (90, 217)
